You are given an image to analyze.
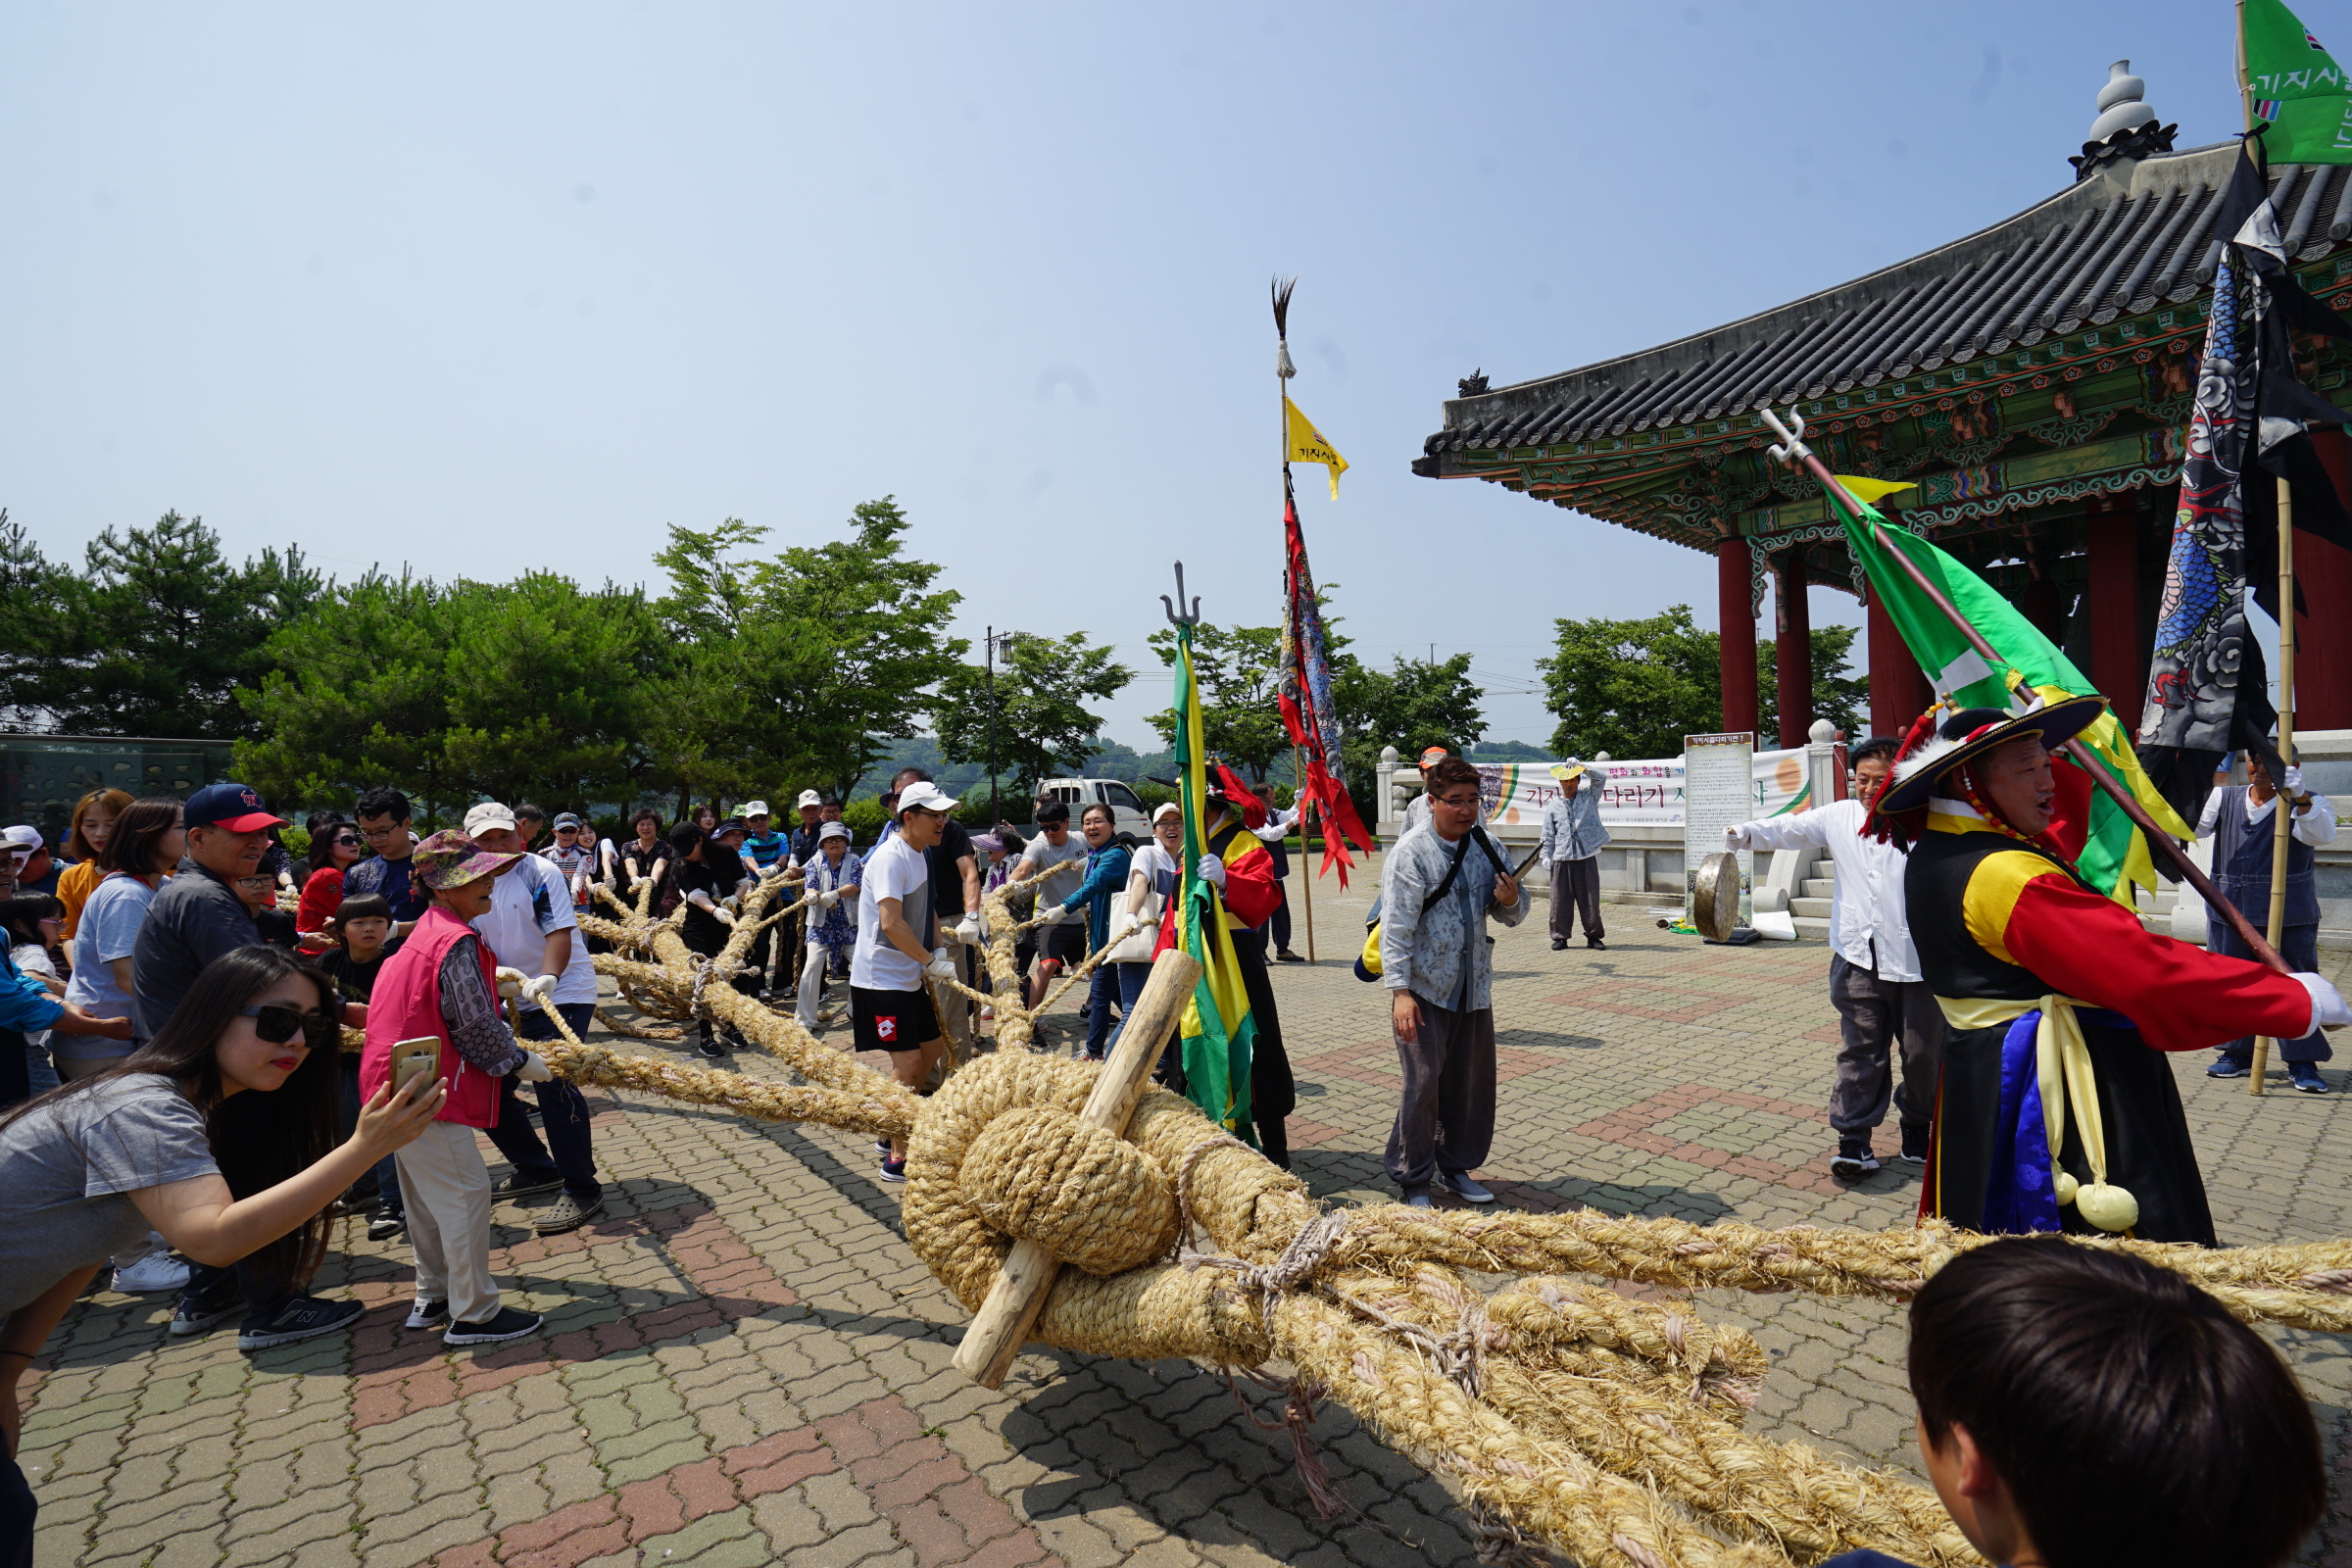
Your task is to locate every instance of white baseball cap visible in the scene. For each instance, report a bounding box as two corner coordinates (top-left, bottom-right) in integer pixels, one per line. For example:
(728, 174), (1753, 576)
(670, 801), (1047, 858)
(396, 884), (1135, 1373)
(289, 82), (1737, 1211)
(796, 789), (823, 809)
(0, 825), (43, 852)
(741, 800), (770, 819)
(463, 802), (518, 837)
(896, 781), (960, 815)
(1151, 802), (1181, 823)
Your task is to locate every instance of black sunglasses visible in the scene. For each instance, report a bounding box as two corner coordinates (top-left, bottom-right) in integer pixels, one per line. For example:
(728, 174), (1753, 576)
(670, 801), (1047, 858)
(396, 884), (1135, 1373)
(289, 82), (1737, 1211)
(238, 1004), (338, 1052)
(331, 834), (362, 847)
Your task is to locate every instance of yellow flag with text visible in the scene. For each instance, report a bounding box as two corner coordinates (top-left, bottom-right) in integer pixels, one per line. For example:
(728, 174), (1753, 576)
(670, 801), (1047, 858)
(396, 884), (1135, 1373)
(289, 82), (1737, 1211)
(1284, 396), (1348, 498)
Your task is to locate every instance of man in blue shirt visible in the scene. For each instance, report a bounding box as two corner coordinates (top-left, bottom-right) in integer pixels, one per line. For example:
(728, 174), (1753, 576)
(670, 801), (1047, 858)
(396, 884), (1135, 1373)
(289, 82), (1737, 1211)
(345, 786), (430, 948)
(1538, 759), (1609, 952)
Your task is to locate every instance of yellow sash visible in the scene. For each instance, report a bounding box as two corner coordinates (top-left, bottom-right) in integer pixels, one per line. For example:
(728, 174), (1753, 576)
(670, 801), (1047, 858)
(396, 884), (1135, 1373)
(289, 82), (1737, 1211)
(1934, 995), (2138, 1233)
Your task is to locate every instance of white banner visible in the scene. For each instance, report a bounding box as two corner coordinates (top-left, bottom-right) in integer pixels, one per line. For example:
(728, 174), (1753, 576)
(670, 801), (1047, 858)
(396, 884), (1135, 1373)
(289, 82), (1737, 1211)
(1472, 746), (1814, 829)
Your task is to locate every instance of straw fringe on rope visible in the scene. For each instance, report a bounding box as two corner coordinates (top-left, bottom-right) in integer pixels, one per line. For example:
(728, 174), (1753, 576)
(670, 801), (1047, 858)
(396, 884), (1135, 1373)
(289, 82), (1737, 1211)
(346, 867), (2352, 1568)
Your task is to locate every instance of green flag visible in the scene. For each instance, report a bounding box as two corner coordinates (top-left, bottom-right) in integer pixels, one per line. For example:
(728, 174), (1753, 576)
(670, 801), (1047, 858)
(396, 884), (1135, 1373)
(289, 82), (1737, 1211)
(2244, 0), (2352, 163)
(1827, 483), (2191, 906)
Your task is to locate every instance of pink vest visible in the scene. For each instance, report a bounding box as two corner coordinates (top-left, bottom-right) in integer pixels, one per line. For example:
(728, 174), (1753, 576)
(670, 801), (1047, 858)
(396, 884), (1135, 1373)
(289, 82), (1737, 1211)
(360, 904), (505, 1129)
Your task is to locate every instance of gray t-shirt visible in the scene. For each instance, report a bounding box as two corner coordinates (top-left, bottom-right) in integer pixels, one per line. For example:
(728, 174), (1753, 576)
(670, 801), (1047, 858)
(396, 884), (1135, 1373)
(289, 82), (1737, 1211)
(60, 874), (153, 1059)
(0, 1073), (218, 1314)
(1018, 833), (1087, 921)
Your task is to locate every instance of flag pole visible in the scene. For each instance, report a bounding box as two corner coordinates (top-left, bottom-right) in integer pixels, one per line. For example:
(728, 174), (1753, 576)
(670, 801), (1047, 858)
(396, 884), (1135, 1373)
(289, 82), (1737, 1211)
(1759, 407), (2290, 974)
(1274, 276), (1316, 961)
(2249, 475), (2300, 1091)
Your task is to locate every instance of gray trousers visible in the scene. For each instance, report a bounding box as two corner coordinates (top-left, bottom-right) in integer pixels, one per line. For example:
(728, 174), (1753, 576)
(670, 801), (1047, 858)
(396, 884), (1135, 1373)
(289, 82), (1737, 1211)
(1828, 954), (1945, 1139)
(1548, 858), (1602, 942)
(1384, 993), (1495, 1191)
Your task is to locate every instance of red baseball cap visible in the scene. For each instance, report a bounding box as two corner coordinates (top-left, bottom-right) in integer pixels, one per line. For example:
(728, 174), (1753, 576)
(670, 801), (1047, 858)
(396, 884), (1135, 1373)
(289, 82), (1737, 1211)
(183, 782), (287, 833)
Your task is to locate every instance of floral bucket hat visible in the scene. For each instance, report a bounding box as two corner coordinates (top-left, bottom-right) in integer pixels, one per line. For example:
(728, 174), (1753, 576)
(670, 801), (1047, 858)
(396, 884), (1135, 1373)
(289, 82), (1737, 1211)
(412, 829), (523, 891)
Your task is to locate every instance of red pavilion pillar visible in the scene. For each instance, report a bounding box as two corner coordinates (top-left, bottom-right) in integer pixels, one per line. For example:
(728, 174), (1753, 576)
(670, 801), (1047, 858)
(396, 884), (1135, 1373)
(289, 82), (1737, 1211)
(2301, 431), (2352, 730)
(1719, 534), (1758, 739)
(1775, 550), (1813, 748)
(1868, 589), (1931, 737)
(2085, 493), (2143, 736)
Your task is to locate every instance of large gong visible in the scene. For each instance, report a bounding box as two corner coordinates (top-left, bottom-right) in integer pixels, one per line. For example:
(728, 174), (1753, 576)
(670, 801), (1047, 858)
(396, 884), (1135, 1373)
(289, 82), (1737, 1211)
(1691, 852), (1742, 943)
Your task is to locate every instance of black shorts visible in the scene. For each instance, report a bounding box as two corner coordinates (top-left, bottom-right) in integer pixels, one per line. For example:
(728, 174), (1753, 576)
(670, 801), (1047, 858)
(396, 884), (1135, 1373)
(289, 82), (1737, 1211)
(851, 985), (940, 1054)
(1040, 924), (1086, 966)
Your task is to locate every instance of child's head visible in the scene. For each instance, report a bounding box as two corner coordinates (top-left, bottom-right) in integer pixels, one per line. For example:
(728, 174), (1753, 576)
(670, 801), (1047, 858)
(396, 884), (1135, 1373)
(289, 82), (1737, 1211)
(0, 893), (64, 949)
(1908, 1238), (2321, 1568)
(335, 894), (393, 955)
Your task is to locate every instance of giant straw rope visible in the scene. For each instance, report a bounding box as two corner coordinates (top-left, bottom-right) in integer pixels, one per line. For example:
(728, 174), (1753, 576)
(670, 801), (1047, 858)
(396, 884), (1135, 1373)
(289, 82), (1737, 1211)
(346, 859), (2352, 1568)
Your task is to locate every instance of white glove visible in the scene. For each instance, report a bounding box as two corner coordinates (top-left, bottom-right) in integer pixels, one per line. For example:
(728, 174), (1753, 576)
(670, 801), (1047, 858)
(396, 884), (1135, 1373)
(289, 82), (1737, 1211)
(712, 905), (737, 926)
(1196, 854), (1227, 890)
(1723, 826), (1745, 851)
(2295, 972), (2351, 1033)
(494, 966), (527, 1000)
(2284, 764), (2307, 795)
(1038, 903), (1066, 925)
(926, 950), (958, 981)
(515, 1052), (554, 1083)
(817, 888), (840, 908)
(955, 913), (981, 946)
(520, 973), (558, 1005)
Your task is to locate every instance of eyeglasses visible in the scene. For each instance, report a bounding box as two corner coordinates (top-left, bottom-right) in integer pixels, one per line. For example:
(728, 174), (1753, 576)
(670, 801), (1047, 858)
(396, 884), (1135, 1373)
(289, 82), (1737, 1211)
(238, 1004), (338, 1051)
(234, 875), (273, 890)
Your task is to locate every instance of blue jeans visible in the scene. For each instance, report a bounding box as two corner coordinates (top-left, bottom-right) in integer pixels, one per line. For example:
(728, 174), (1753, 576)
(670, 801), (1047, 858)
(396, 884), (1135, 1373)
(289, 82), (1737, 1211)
(483, 1004), (602, 1200)
(1084, 963), (1123, 1059)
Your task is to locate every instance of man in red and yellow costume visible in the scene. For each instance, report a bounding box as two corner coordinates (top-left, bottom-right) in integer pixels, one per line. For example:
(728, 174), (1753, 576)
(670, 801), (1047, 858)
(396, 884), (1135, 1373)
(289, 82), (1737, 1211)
(1880, 701), (2349, 1244)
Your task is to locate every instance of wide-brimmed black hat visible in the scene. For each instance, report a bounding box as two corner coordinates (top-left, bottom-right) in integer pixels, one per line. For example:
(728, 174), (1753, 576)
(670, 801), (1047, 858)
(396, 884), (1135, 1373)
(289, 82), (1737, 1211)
(1873, 694), (2108, 816)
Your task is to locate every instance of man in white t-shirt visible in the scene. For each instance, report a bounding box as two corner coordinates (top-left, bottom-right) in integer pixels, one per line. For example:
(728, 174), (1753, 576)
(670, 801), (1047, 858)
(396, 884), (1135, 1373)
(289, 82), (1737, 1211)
(465, 804), (605, 1234)
(1012, 800), (1088, 1010)
(853, 781), (961, 1185)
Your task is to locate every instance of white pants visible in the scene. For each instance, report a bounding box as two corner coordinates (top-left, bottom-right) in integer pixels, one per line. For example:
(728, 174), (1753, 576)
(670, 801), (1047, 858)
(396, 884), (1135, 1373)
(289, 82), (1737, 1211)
(795, 942), (847, 1029)
(394, 1119), (502, 1326)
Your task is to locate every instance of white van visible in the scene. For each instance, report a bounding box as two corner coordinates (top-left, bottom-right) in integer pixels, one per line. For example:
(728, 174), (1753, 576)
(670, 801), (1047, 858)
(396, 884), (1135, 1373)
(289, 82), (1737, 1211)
(1034, 777), (1152, 839)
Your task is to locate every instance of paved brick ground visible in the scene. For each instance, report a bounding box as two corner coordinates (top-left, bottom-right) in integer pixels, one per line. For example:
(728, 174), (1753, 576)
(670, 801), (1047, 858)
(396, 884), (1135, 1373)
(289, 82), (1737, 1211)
(24, 867), (2352, 1567)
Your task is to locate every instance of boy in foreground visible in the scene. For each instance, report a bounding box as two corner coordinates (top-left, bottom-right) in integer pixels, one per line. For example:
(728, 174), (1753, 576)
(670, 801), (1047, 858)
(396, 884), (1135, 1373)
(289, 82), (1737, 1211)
(1824, 1237), (2321, 1568)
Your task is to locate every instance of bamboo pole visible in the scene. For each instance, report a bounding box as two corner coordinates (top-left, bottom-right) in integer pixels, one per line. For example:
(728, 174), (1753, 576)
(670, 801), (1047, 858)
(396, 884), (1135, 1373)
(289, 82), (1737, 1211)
(951, 946), (1202, 1388)
(1759, 408), (2292, 972)
(1293, 742), (1316, 961)
(2250, 476), (2298, 1093)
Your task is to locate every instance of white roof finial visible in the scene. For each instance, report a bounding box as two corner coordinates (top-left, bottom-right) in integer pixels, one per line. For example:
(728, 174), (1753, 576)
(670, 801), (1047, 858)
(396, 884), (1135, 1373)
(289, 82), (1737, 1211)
(2087, 60), (2157, 141)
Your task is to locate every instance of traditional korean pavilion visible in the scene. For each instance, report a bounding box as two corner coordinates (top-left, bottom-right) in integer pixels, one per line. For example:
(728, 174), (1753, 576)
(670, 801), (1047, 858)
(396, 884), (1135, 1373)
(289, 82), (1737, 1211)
(1414, 65), (2352, 747)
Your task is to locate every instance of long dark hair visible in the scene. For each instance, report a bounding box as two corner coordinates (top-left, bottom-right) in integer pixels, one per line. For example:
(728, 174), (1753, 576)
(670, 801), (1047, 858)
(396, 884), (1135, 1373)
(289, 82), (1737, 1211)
(0, 893), (64, 950)
(303, 814), (355, 883)
(99, 797), (184, 878)
(0, 945), (342, 1288)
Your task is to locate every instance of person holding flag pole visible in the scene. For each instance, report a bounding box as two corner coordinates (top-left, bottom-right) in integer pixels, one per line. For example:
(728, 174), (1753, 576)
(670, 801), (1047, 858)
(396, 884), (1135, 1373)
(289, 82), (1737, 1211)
(1761, 407), (2351, 1243)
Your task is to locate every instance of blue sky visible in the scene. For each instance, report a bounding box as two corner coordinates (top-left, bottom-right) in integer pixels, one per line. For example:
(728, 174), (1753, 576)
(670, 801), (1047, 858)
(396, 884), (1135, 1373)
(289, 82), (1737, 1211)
(0, 2), (2262, 749)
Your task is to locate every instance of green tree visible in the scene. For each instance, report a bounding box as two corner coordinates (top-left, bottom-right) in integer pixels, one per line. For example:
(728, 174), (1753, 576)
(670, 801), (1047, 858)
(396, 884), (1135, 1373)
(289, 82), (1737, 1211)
(1540, 605), (1870, 759)
(931, 630), (1134, 800)
(1143, 620), (1290, 782)
(9, 512), (321, 739)
(1540, 605), (1723, 760)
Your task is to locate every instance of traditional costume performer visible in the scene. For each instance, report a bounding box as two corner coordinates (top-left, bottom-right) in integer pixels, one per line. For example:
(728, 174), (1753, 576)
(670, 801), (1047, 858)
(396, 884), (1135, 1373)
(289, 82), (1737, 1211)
(1881, 702), (2343, 1245)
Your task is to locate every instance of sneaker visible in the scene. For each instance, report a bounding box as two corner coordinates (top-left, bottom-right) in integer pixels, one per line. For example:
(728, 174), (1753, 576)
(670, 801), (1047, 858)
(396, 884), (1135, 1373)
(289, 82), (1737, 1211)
(1403, 1189), (1434, 1208)
(1276, 950), (1305, 963)
(2291, 1063), (2331, 1095)
(875, 1138), (892, 1153)
(1830, 1143), (1880, 1181)
(878, 1156), (907, 1184)
(1896, 1129), (1930, 1165)
(1438, 1171), (1496, 1204)
(113, 1254), (192, 1295)
(532, 1192), (605, 1235)
(490, 1171), (563, 1200)
(405, 1299), (450, 1330)
(444, 1306), (544, 1347)
(169, 1290), (241, 1339)
(1586, 938), (1608, 951)
(2207, 1055), (2252, 1079)
(1549, 938), (1567, 952)
(367, 1212), (407, 1243)
(695, 1036), (726, 1060)
(237, 1295), (365, 1351)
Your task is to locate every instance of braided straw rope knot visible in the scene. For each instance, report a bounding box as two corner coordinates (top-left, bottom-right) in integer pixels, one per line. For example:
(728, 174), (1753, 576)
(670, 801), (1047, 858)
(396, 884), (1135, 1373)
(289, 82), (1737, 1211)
(493, 865), (2352, 1568)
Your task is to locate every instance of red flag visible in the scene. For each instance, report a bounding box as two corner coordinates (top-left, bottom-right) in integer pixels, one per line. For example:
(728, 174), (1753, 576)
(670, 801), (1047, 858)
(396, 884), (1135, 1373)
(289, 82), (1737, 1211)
(1275, 469), (1375, 885)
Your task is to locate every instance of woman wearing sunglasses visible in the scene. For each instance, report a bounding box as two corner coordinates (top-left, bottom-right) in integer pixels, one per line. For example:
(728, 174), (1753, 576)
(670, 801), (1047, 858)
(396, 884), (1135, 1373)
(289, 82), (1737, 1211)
(0, 944), (445, 1560)
(293, 816), (366, 949)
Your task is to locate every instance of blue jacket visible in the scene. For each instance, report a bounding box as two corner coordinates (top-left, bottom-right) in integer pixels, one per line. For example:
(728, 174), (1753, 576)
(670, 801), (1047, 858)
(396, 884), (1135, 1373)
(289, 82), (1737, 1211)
(1063, 844), (1134, 950)
(0, 932), (64, 1035)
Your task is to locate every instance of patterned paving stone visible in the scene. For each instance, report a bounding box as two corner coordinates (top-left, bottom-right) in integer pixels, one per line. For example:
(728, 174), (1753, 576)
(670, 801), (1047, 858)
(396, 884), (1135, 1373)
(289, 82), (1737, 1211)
(22, 868), (2352, 1565)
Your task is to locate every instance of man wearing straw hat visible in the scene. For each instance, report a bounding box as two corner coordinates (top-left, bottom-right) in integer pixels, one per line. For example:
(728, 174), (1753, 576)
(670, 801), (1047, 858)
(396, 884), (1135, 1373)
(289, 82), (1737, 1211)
(1538, 757), (1609, 953)
(1875, 699), (2351, 1244)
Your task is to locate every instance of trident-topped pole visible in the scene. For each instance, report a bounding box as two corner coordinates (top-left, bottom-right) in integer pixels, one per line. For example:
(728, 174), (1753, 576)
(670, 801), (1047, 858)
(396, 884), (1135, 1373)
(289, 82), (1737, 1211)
(1755, 406), (2286, 974)
(1160, 560), (1200, 628)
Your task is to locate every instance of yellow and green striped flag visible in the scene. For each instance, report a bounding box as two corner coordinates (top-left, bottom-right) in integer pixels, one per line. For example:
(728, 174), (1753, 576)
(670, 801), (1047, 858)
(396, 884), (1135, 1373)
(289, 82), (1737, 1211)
(1171, 621), (1259, 1139)
(1829, 483), (2191, 906)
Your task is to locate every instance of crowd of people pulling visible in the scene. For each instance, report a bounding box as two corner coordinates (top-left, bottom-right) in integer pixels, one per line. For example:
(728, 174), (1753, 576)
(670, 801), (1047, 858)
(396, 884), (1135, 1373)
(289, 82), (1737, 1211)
(1, 701), (2350, 1568)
